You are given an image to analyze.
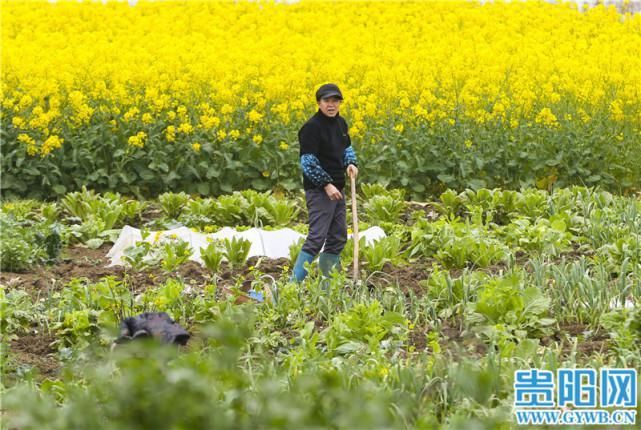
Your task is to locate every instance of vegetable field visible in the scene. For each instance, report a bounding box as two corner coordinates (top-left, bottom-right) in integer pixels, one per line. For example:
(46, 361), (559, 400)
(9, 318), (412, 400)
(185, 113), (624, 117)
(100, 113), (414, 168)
(2, 186), (640, 428)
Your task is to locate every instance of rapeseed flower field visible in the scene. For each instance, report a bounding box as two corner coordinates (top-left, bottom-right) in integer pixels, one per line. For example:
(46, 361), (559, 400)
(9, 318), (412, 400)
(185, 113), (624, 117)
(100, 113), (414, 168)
(2, 0), (640, 197)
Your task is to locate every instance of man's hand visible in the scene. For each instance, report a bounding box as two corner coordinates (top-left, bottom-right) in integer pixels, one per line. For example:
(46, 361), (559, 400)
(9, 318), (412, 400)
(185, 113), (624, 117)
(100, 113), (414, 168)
(324, 183), (343, 200)
(347, 164), (359, 179)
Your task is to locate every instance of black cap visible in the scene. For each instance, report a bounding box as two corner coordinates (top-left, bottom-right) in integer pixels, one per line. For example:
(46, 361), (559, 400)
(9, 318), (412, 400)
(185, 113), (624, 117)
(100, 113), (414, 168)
(316, 83), (343, 101)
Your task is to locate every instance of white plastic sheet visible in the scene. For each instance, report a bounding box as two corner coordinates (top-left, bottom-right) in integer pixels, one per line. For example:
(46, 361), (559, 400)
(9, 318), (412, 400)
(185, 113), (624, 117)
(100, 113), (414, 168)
(107, 225), (387, 267)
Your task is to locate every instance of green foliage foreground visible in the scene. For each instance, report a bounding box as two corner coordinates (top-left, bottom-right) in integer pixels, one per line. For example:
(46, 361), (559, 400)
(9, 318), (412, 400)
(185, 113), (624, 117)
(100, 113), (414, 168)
(2, 305), (511, 430)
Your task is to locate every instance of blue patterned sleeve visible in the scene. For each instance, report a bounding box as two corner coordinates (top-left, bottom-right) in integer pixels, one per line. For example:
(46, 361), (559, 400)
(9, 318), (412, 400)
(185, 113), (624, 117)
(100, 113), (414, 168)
(343, 146), (358, 167)
(301, 154), (333, 187)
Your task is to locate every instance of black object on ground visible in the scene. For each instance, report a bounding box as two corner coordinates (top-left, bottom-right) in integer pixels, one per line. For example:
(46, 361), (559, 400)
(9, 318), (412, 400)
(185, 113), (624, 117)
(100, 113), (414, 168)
(116, 312), (190, 345)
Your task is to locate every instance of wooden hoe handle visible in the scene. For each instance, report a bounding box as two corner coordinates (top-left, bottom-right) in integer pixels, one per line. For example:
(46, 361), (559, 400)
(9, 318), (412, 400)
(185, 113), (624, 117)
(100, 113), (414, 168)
(350, 175), (359, 283)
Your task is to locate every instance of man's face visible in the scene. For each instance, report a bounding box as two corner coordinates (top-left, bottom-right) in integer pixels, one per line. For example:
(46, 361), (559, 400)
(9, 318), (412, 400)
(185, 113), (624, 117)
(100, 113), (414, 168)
(318, 96), (342, 117)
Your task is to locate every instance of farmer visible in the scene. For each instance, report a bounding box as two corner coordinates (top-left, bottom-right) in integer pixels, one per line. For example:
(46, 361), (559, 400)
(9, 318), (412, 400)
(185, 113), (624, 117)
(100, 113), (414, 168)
(290, 83), (359, 282)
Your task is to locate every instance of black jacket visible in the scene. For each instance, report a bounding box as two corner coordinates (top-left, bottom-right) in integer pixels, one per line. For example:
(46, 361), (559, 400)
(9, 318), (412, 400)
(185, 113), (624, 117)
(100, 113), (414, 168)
(298, 110), (352, 190)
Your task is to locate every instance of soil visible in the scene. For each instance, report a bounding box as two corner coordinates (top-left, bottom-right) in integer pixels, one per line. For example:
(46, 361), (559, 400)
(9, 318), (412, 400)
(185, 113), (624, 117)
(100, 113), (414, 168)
(7, 332), (59, 381)
(0, 245), (288, 303)
(0, 241), (433, 303)
(408, 320), (610, 360)
(139, 203), (164, 223)
(553, 323), (610, 356)
(402, 202), (441, 224)
(0, 244), (123, 297)
(408, 319), (488, 357)
(365, 261), (432, 297)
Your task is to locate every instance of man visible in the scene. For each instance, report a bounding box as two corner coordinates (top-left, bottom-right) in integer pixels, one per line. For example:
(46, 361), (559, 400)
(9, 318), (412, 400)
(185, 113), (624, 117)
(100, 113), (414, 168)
(291, 83), (359, 282)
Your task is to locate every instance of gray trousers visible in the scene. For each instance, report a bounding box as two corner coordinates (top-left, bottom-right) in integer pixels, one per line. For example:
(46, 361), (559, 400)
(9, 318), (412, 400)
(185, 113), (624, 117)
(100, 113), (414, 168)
(302, 188), (347, 256)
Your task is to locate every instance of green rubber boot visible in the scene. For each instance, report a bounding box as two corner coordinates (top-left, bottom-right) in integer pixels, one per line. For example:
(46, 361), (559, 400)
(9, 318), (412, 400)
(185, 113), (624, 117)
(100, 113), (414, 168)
(319, 252), (341, 278)
(290, 250), (315, 283)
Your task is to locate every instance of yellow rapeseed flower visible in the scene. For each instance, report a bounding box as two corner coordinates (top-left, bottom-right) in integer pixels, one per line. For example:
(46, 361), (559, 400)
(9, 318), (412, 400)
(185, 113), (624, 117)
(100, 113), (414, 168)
(247, 109), (263, 123)
(535, 107), (559, 128)
(17, 133), (34, 145)
(165, 125), (176, 143)
(17, 133), (38, 155)
(40, 134), (64, 156)
(18, 94), (32, 109)
(609, 100), (624, 122)
(127, 131), (147, 148)
(12, 116), (25, 128)
(199, 114), (220, 129)
(123, 107), (139, 122)
(178, 122), (193, 134)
